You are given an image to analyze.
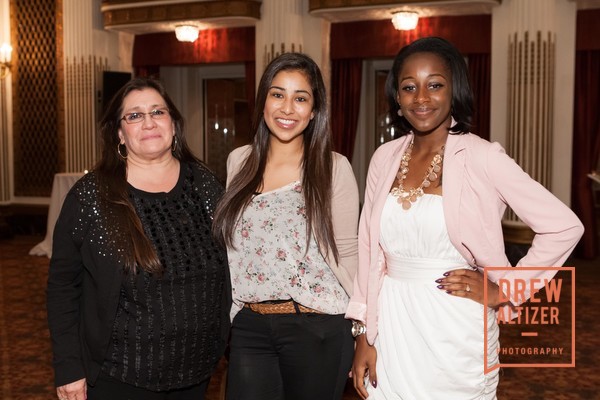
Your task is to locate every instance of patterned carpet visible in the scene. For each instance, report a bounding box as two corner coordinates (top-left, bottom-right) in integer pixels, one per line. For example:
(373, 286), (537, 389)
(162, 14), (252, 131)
(0, 235), (599, 399)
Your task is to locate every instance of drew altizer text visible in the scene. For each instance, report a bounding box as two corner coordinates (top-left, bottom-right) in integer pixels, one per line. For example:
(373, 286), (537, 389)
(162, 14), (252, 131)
(483, 267), (575, 371)
(496, 278), (562, 325)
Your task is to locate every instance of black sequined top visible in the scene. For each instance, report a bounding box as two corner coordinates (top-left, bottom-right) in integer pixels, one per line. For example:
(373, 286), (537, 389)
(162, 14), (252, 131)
(47, 161), (231, 390)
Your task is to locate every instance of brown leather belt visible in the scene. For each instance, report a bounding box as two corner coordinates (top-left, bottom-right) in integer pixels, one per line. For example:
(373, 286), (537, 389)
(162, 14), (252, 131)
(244, 300), (321, 315)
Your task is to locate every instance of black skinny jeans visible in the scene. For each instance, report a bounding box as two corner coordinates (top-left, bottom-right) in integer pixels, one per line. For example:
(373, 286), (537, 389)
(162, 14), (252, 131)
(226, 307), (354, 400)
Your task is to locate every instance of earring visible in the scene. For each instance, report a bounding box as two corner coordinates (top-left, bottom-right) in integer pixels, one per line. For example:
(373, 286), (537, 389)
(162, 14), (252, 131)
(397, 108), (403, 117)
(117, 143), (128, 159)
(171, 135), (178, 152)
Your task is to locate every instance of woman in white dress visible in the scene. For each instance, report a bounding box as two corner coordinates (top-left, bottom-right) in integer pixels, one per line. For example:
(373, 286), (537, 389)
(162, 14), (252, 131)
(345, 37), (583, 399)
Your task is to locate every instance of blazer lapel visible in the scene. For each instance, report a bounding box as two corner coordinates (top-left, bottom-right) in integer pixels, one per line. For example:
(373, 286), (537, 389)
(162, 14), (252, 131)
(442, 134), (467, 258)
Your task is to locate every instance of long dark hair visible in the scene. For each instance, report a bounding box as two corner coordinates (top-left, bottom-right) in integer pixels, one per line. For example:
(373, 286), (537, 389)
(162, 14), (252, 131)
(385, 36), (474, 135)
(212, 52), (339, 263)
(95, 77), (200, 273)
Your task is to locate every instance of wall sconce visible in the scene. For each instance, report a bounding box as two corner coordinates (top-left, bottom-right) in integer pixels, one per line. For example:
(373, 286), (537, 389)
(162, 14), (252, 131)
(0, 43), (12, 79)
(175, 25), (200, 42)
(391, 11), (419, 31)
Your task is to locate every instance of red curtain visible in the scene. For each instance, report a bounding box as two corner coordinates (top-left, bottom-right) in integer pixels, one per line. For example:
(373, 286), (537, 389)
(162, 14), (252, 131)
(467, 54), (491, 141)
(571, 50), (600, 259)
(331, 59), (362, 160)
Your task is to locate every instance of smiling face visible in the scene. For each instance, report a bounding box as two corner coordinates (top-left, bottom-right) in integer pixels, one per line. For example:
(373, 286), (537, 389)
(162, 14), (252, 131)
(263, 69), (315, 146)
(118, 88), (175, 163)
(397, 52), (453, 135)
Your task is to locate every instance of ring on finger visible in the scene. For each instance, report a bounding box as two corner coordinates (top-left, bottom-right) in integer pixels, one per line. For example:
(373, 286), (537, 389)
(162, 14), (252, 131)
(466, 283), (471, 292)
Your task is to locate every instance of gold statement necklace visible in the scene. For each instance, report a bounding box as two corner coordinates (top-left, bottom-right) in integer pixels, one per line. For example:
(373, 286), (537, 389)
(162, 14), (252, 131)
(390, 140), (445, 210)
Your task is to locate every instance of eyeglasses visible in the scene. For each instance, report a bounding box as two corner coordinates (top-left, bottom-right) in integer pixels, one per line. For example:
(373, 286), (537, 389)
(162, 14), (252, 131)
(120, 108), (170, 124)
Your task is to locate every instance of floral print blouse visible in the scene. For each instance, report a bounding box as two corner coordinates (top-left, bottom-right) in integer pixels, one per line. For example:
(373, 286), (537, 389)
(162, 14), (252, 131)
(228, 180), (349, 319)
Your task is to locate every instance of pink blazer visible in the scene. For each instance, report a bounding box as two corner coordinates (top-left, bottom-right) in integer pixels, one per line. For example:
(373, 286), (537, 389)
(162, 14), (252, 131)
(345, 133), (584, 344)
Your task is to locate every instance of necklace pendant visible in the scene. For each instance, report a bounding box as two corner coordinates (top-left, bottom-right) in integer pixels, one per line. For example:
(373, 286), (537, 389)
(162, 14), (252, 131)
(390, 138), (445, 211)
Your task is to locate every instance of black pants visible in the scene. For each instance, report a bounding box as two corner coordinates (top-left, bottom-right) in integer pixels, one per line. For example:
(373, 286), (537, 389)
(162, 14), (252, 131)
(87, 372), (210, 400)
(226, 307), (354, 400)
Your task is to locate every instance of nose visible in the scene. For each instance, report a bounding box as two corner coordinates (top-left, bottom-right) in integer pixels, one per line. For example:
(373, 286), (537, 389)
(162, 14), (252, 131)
(141, 113), (157, 127)
(280, 97), (294, 115)
(414, 86), (429, 104)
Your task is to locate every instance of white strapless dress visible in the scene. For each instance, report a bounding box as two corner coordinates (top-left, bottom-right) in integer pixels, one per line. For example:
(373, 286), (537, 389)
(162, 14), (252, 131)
(367, 194), (499, 400)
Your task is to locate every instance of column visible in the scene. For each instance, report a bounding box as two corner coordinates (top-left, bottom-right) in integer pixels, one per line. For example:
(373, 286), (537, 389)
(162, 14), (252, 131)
(255, 0), (330, 89)
(490, 0), (577, 244)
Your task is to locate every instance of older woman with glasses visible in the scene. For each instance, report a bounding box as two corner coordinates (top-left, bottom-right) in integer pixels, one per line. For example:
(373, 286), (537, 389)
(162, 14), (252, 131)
(47, 77), (231, 400)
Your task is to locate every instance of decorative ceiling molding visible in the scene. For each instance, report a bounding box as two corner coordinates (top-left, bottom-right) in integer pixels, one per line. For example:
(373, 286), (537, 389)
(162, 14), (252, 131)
(308, 0), (502, 22)
(101, 0), (261, 34)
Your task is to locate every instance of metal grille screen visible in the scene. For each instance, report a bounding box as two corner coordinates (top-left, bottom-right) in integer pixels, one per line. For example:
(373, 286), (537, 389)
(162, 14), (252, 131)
(12, 0), (59, 197)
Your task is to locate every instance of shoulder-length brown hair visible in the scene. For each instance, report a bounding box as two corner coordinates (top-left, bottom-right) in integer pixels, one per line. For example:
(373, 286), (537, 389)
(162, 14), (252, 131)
(212, 52), (339, 263)
(95, 77), (200, 274)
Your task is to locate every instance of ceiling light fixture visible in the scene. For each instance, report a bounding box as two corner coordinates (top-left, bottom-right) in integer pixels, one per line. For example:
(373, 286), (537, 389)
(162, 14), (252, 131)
(391, 11), (419, 31)
(175, 25), (199, 42)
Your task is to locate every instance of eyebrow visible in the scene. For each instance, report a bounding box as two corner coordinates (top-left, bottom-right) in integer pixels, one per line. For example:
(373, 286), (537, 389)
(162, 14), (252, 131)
(269, 85), (312, 96)
(400, 73), (447, 82)
(124, 104), (167, 112)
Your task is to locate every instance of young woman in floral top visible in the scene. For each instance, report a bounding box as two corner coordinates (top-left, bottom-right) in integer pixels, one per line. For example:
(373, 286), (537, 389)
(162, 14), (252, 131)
(213, 52), (359, 400)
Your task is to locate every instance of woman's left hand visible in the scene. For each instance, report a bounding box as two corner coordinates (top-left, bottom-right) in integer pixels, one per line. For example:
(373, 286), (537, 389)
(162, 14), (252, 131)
(436, 268), (504, 308)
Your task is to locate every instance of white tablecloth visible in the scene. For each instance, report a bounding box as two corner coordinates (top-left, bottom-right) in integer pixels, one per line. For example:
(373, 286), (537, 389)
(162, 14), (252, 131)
(29, 172), (84, 258)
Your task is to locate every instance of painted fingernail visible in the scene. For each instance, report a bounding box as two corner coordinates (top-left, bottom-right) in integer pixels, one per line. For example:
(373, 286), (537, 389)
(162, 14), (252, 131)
(443, 272), (450, 276)
(437, 285), (444, 289)
(372, 380), (377, 388)
(435, 279), (442, 283)
(446, 290), (452, 294)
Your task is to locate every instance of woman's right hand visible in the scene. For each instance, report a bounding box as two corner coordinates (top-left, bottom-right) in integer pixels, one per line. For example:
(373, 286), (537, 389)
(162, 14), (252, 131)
(352, 334), (377, 400)
(56, 378), (86, 400)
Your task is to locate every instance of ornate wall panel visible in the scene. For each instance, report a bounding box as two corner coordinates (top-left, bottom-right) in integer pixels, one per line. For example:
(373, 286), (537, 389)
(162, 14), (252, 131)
(501, 0), (557, 235)
(63, 56), (106, 172)
(62, 0), (108, 173)
(504, 30), (555, 226)
(258, 0), (304, 68)
(11, 0), (59, 197)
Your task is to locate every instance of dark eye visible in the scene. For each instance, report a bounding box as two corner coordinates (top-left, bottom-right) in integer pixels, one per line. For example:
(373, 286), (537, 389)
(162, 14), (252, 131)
(401, 84), (415, 92)
(126, 112), (142, 121)
(151, 109), (167, 116)
(429, 82), (444, 89)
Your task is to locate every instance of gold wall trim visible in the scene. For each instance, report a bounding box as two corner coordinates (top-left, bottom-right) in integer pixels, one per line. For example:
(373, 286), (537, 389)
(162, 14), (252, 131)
(102, 1), (261, 28)
(308, 0), (501, 12)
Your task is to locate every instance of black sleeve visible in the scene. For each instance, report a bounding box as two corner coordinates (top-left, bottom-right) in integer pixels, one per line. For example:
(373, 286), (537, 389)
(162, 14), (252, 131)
(46, 189), (86, 387)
